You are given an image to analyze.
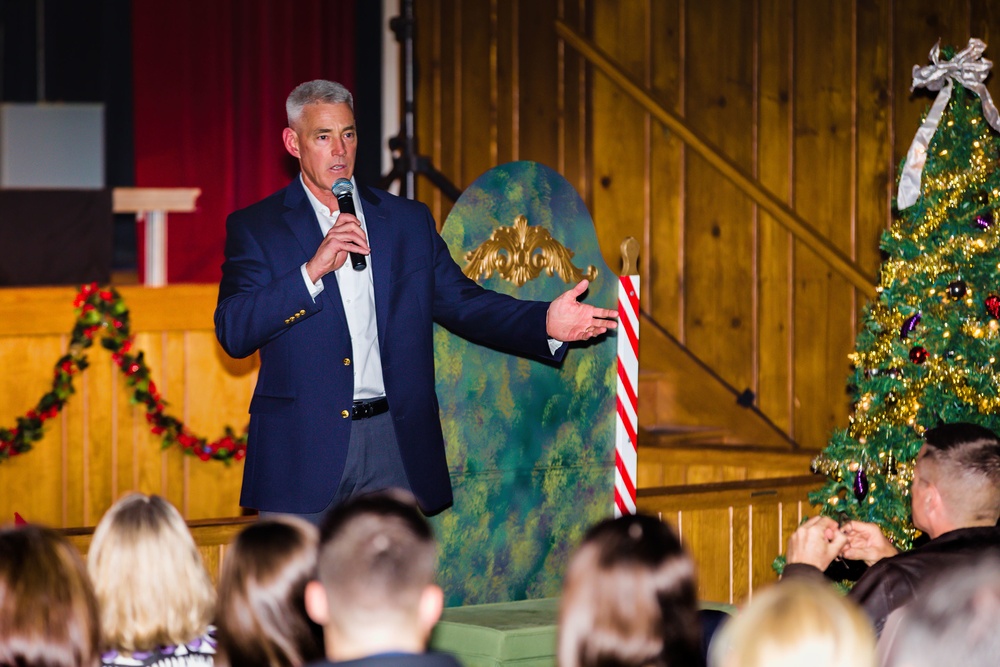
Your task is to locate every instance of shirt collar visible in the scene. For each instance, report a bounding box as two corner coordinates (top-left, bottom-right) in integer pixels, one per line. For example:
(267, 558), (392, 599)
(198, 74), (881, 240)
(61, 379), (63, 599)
(300, 174), (361, 221)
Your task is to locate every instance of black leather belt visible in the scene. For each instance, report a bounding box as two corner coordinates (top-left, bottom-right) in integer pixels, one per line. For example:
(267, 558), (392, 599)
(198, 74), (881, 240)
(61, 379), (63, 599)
(352, 397), (389, 420)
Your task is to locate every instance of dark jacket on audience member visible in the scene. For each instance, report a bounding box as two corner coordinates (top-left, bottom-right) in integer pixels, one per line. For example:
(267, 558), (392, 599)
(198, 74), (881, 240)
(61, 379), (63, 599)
(306, 653), (463, 667)
(783, 525), (1000, 634)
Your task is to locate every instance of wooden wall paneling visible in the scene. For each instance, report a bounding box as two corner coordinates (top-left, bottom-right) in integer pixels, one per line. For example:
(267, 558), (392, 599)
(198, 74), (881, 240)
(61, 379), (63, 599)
(518, 0), (561, 173)
(749, 502), (780, 597)
(0, 335), (66, 526)
(157, 332), (190, 511)
(891, 1), (972, 172)
(184, 331), (250, 520)
(0, 286), (249, 527)
(496, 0), (517, 165)
(84, 353), (116, 527)
(756, 0), (794, 436)
(685, 464), (727, 485)
(780, 496), (805, 561)
(0, 445), (63, 527)
(460, 2), (496, 190)
(970, 2), (997, 45)
(557, 0), (589, 199)
(855, 0), (893, 293)
(682, 507), (732, 602)
(682, 0), (756, 393)
(647, 2), (685, 333)
(62, 343), (88, 529)
(415, 0), (445, 224)
(113, 332), (143, 506)
(590, 0), (650, 277)
(731, 505), (750, 604)
(639, 478), (817, 603)
(790, 0), (856, 448)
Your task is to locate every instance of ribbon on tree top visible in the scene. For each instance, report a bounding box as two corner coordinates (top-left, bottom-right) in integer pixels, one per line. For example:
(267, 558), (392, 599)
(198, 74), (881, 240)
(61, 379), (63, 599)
(898, 38), (1000, 210)
(0, 283), (247, 465)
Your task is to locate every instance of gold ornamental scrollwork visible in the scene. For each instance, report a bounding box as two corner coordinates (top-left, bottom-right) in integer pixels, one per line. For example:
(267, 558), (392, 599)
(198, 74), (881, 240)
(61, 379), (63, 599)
(463, 215), (598, 287)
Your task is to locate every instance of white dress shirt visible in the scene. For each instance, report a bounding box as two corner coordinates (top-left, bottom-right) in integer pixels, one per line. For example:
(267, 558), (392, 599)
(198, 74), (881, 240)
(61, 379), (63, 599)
(299, 176), (386, 400)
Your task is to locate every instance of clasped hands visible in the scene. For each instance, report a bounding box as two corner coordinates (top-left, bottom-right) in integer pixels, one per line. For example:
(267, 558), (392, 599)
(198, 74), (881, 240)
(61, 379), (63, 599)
(785, 515), (900, 572)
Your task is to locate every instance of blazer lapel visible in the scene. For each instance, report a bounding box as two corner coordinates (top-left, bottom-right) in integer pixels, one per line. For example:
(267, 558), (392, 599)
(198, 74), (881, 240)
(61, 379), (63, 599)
(283, 178), (349, 326)
(359, 184), (392, 348)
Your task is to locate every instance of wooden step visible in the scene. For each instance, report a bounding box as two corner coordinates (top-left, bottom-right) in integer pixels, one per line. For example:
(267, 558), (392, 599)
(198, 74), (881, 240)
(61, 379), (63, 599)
(637, 439), (820, 489)
(639, 424), (731, 448)
(636, 316), (796, 449)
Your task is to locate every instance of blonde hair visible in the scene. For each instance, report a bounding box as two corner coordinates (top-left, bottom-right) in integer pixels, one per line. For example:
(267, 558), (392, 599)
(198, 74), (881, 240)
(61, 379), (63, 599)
(709, 579), (875, 667)
(87, 493), (216, 653)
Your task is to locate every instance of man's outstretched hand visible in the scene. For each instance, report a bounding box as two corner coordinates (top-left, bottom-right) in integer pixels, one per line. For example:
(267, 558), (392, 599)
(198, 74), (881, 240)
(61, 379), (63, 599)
(546, 280), (619, 342)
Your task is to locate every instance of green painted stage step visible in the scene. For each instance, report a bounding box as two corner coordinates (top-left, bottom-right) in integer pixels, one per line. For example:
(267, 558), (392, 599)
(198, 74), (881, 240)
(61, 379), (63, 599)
(430, 597), (736, 667)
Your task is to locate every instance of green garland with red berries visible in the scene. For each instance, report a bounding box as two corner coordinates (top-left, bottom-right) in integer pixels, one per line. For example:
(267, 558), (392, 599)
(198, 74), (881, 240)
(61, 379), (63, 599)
(0, 283), (247, 464)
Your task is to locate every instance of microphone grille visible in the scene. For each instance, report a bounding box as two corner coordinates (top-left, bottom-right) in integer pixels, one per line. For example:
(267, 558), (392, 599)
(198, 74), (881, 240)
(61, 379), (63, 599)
(332, 178), (354, 197)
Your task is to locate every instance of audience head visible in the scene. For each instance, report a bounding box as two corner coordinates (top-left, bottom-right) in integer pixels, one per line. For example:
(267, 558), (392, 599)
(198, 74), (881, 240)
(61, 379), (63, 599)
(87, 493), (215, 654)
(306, 490), (441, 659)
(558, 513), (703, 667)
(912, 422), (1000, 535)
(216, 517), (324, 667)
(0, 524), (101, 667)
(882, 556), (1000, 667)
(709, 579), (875, 667)
(286, 79), (354, 128)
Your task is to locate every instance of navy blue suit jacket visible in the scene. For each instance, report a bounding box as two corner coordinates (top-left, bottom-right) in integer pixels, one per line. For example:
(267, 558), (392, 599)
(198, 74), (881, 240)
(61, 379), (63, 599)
(215, 178), (564, 514)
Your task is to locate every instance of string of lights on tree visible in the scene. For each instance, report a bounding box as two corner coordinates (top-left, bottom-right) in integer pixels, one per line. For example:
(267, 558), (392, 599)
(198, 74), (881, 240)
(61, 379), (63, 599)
(807, 78), (1000, 554)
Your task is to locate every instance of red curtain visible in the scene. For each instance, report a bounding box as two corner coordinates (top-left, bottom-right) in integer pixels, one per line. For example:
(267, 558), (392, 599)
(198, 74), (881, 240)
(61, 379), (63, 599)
(132, 0), (356, 284)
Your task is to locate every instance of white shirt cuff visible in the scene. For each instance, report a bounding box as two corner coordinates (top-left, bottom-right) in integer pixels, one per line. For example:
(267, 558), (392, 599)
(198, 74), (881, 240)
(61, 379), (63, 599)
(301, 263), (324, 300)
(547, 338), (565, 355)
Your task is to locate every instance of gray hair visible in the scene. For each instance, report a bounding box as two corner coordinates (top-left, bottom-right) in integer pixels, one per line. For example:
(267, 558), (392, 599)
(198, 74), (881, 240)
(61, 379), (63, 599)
(286, 80), (354, 127)
(883, 557), (1000, 667)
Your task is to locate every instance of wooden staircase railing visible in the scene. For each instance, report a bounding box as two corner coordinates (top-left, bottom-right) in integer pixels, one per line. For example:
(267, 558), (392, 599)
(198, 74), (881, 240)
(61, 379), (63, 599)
(555, 20), (876, 297)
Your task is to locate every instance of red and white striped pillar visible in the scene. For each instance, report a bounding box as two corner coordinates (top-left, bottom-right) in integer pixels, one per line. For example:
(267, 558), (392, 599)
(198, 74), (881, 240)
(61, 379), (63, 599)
(614, 241), (640, 517)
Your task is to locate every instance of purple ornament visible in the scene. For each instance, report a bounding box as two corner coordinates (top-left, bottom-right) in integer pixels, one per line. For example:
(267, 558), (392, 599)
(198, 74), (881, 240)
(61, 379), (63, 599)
(853, 468), (869, 501)
(900, 312), (921, 340)
(975, 210), (994, 229)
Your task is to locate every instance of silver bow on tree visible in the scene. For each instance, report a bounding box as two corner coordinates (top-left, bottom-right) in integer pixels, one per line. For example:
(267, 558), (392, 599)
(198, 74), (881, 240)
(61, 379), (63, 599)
(897, 38), (1000, 210)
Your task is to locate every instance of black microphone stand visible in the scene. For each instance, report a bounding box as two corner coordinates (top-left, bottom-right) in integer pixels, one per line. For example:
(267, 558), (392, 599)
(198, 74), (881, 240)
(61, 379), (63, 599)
(379, 0), (462, 202)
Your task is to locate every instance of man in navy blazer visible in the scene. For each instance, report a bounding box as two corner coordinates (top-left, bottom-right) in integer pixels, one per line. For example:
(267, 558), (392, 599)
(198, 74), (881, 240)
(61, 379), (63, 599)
(215, 80), (616, 518)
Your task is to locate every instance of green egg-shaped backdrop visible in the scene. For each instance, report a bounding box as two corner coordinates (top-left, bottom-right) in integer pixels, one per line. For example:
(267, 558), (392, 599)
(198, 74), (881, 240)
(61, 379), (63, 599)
(431, 161), (618, 605)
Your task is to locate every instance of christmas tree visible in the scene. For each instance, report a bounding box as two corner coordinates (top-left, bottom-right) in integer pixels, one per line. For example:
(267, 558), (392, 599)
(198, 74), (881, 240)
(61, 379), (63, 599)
(807, 40), (1000, 553)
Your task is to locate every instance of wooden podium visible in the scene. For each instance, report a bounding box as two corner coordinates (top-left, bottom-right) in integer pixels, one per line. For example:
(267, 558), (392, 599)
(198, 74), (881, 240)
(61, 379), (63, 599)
(113, 187), (201, 287)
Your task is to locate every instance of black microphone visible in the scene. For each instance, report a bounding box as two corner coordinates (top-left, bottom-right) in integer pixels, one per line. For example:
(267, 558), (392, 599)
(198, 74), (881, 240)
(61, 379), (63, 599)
(332, 178), (366, 271)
